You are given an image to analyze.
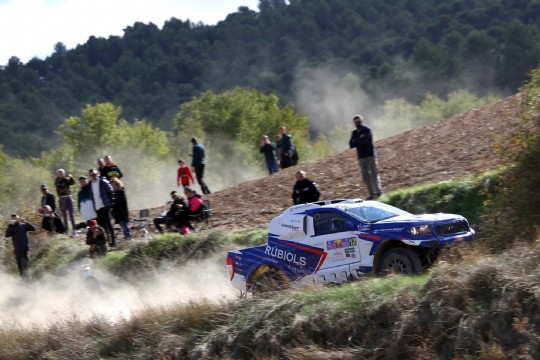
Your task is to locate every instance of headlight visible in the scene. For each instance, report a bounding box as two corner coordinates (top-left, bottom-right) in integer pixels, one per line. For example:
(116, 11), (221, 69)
(408, 224), (433, 235)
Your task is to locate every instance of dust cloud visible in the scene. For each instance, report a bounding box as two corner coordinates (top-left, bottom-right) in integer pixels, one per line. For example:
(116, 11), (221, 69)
(99, 138), (266, 210)
(292, 63), (385, 153)
(291, 58), (505, 154)
(0, 255), (238, 328)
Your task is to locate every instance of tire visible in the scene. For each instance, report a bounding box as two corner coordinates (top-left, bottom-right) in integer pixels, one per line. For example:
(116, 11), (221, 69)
(251, 270), (287, 297)
(379, 248), (422, 275)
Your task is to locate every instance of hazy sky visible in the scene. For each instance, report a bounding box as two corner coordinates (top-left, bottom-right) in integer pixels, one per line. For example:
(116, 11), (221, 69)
(0, 0), (260, 66)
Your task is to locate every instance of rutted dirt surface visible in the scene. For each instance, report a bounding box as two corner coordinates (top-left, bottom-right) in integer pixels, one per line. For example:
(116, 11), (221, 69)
(139, 93), (529, 232)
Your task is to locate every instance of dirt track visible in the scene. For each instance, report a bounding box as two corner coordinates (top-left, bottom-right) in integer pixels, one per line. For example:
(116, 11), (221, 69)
(141, 93), (527, 232)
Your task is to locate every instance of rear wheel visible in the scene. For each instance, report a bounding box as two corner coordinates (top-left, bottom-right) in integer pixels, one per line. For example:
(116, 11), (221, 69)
(379, 248), (422, 275)
(251, 270), (287, 297)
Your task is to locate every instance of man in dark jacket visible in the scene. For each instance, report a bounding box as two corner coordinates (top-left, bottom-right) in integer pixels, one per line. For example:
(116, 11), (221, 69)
(349, 114), (382, 200)
(40, 184), (56, 213)
(153, 191), (187, 233)
(39, 184), (61, 232)
(190, 137), (211, 194)
(260, 135), (278, 175)
(87, 168), (116, 246)
(292, 170), (321, 205)
(5, 214), (36, 279)
(279, 126), (293, 169)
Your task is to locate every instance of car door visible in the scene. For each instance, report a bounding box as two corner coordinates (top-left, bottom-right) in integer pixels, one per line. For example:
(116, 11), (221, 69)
(307, 210), (359, 284)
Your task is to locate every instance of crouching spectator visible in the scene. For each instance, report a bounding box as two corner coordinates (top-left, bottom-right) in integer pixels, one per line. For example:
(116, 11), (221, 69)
(81, 264), (102, 293)
(39, 205), (65, 234)
(86, 220), (107, 258)
(38, 184), (65, 233)
(175, 186), (204, 234)
(153, 191), (186, 234)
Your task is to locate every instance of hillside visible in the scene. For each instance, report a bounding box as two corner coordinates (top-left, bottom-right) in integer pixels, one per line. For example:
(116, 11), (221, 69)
(2, 91), (539, 359)
(192, 93), (525, 231)
(2, 0), (540, 156)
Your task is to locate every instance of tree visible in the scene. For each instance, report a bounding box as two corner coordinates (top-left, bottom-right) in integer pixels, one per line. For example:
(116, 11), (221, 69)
(57, 103), (121, 156)
(171, 88), (310, 187)
(52, 103), (172, 209)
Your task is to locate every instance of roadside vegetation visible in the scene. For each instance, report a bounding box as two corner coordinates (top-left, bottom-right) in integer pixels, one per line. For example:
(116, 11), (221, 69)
(0, 63), (538, 360)
(1, 153), (538, 359)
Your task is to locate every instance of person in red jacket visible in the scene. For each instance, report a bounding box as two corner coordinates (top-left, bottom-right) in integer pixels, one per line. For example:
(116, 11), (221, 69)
(176, 159), (195, 189)
(175, 186), (204, 234)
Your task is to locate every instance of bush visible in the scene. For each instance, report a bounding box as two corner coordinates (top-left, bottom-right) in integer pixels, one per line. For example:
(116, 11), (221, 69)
(478, 66), (540, 250)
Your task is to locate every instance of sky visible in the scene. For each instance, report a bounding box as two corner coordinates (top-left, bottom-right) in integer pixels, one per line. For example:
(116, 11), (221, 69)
(0, 0), (260, 66)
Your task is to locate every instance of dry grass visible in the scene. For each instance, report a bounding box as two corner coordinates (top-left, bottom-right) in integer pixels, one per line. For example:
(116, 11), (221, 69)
(2, 238), (540, 359)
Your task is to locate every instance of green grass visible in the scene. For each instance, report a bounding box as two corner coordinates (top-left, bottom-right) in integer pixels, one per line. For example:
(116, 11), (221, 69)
(381, 169), (504, 226)
(25, 234), (87, 278)
(297, 275), (429, 317)
(221, 227), (267, 247)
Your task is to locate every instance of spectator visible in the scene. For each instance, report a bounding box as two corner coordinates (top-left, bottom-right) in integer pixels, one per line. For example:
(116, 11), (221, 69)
(97, 158), (105, 174)
(101, 155), (123, 180)
(349, 114), (382, 200)
(40, 184), (56, 214)
(87, 168), (116, 247)
(81, 264), (102, 293)
(292, 170), (321, 205)
(190, 137), (211, 195)
(38, 184), (64, 232)
(5, 214), (36, 279)
(77, 176), (97, 222)
(40, 205), (65, 234)
(110, 177), (131, 240)
(175, 186), (204, 234)
(54, 168), (76, 235)
(176, 159), (195, 189)
(153, 191), (186, 233)
(274, 135), (282, 168)
(260, 135), (278, 175)
(279, 126), (292, 169)
(85, 219), (107, 258)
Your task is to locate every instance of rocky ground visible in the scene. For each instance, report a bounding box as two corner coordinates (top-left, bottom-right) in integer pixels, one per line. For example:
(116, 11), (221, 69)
(137, 93), (528, 233)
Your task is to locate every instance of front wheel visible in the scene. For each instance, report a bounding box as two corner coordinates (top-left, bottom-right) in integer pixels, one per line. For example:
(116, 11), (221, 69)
(251, 270), (288, 297)
(379, 248), (422, 275)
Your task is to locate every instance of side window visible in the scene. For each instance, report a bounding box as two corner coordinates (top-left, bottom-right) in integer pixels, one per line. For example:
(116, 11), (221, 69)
(313, 212), (350, 236)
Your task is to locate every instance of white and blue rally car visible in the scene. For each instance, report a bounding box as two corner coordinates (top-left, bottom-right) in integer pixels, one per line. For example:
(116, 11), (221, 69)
(226, 199), (474, 295)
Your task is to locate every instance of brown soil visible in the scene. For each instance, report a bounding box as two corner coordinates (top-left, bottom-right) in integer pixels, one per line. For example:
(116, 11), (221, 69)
(139, 93), (528, 232)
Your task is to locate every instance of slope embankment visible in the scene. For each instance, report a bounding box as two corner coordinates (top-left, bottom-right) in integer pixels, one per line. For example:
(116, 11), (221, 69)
(145, 93), (526, 231)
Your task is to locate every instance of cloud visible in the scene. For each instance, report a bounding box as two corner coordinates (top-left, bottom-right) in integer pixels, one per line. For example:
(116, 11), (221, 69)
(0, 0), (259, 65)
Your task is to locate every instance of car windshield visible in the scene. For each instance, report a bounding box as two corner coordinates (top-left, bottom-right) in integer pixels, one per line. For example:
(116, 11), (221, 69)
(347, 203), (411, 223)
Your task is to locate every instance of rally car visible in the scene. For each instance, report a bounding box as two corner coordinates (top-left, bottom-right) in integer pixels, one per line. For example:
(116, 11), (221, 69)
(226, 199), (474, 295)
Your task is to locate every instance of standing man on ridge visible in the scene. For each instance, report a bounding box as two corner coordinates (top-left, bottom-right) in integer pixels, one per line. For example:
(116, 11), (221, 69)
(190, 137), (211, 195)
(349, 114), (382, 200)
(278, 126), (292, 169)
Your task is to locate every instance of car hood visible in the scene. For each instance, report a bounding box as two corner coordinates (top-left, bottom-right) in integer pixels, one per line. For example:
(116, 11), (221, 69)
(376, 213), (464, 224)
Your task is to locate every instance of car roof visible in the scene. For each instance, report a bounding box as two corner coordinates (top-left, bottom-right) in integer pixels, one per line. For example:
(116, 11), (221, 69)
(285, 199), (377, 215)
